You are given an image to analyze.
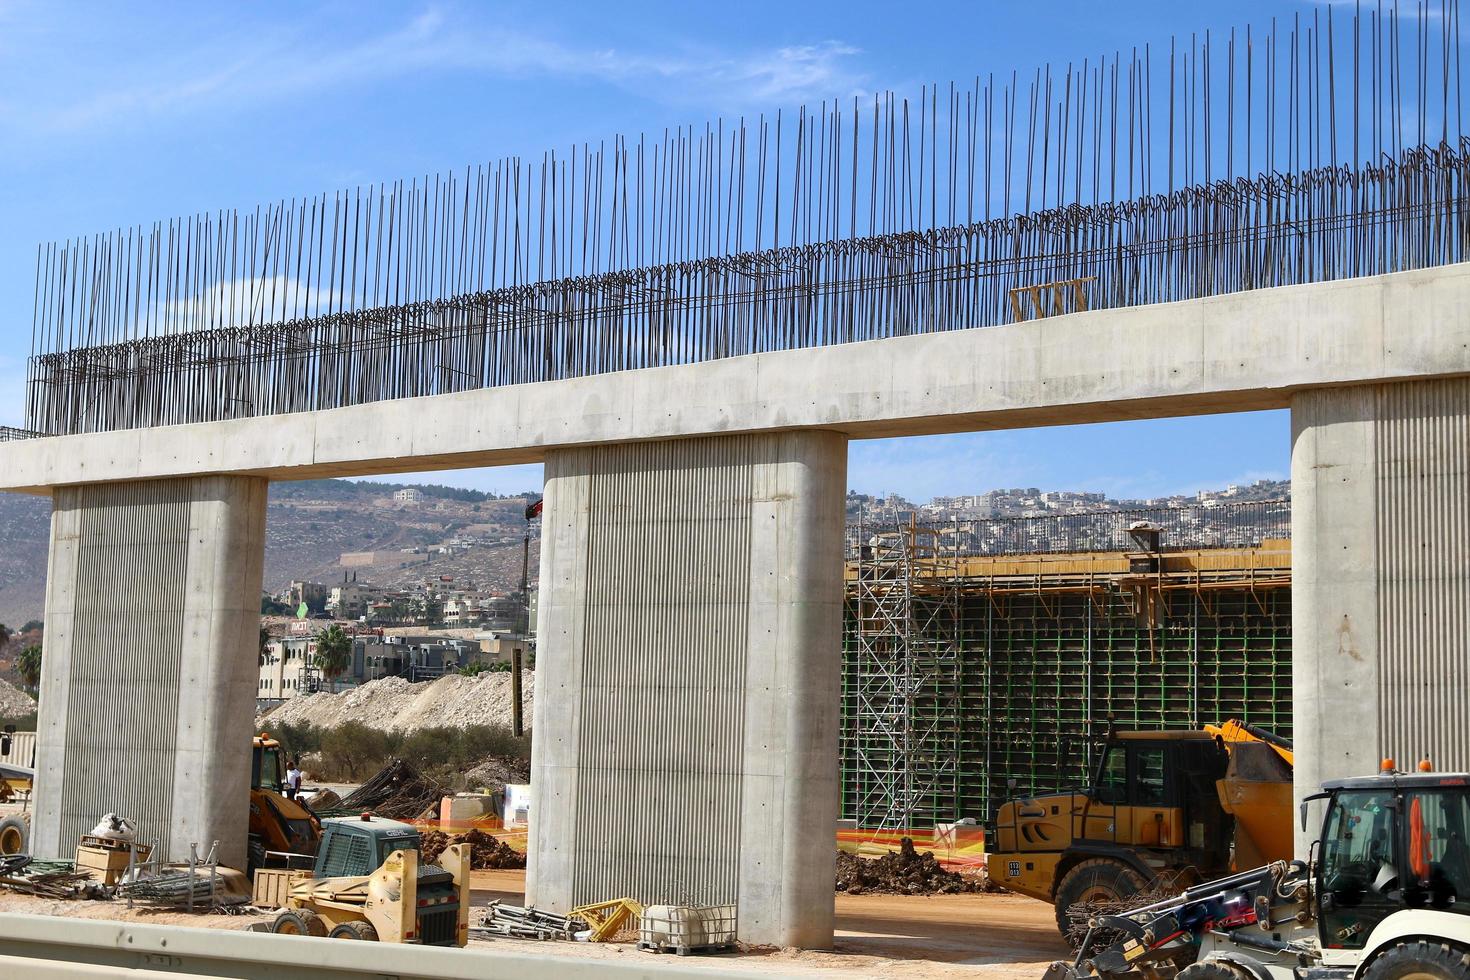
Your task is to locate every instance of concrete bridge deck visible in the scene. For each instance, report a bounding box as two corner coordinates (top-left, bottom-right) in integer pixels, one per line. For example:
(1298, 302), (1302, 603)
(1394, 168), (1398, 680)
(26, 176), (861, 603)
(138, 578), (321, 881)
(1, 263), (1465, 493)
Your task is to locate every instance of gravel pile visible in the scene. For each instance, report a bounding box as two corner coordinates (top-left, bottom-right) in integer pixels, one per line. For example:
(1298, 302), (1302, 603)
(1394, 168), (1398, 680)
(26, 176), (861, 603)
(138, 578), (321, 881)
(834, 837), (984, 896)
(461, 755), (531, 791)
(257, 671), (534, 733)
(0, 680), (35, 717)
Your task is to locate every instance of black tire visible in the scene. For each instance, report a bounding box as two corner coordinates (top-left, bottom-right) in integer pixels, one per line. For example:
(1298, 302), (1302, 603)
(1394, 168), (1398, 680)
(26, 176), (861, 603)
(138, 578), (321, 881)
(272, 909), (328, 937)
(327, 920), (377, 941)
(0, 815), (28, 856)
(1053, 858), (1147, 943)
(1361, 941), (1470, 980)
(246, 837), (266, 875)
(1178, 962), (1251, 980)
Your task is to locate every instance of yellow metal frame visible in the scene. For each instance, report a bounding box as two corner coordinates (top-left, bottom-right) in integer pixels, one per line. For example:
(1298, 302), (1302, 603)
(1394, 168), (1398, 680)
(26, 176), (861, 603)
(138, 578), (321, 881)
(570, 898), (644, 942)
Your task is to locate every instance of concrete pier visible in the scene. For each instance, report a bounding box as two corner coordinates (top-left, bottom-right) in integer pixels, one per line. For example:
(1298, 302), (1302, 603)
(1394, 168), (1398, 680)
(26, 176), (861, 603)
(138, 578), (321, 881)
(527, 431), (846, 948)
(32, 476), (267, 867)
(1292, 376), (1470, 845)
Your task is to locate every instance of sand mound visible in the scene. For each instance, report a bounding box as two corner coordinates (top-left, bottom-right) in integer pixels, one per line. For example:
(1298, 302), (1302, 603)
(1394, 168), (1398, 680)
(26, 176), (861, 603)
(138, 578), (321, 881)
(257, 671), (533, 733)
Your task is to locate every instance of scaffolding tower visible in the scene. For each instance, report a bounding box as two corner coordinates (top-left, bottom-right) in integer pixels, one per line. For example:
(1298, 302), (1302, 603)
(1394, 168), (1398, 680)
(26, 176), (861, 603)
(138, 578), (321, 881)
(846, 518), (962, 833)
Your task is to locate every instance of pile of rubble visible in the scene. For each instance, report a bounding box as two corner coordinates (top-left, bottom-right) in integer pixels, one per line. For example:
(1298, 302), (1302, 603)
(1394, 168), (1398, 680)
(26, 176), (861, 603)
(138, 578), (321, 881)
(461, 755), (531, 790)
(0, 679), (35, 717)
(419, 829), (526, 870)
(834, 838), (985, 896)
(257, 670), (534, 733)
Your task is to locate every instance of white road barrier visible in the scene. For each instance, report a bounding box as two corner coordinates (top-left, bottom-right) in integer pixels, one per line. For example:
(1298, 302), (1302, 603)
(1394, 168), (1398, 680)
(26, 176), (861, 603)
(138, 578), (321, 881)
(0, 913), (769, 979)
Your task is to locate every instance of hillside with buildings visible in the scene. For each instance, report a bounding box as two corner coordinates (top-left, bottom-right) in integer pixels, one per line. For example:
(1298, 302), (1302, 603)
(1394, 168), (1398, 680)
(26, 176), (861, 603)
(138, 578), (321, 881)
(0, 478), (542, 629)
(0, 476), (1287, 629)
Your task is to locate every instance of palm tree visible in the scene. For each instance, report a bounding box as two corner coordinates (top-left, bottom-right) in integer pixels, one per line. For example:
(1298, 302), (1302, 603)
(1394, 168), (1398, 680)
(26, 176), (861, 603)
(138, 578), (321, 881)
(259, 626), (271, 666)
(313, 625), (352, 692)
(16, 645), (42, 693)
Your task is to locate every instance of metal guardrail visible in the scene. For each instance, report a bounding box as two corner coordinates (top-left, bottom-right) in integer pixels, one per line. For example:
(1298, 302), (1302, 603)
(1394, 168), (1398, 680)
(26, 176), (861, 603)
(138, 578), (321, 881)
(0, 912), (770, 979)
(0, 426), (45, 442)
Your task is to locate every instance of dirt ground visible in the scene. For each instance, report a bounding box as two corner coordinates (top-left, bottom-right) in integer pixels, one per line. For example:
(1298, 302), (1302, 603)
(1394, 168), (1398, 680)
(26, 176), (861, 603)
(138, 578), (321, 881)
(0, 868), (1066, 979)
(469, 870), (1065, 979)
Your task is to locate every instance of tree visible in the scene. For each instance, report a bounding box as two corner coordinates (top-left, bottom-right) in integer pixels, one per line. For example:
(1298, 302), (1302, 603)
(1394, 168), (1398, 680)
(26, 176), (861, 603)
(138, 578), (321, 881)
(0, 624), (11, 650)
(259, 626), (271, 667)
(313, 626), (352, 692)
(16, 645), (42, 693)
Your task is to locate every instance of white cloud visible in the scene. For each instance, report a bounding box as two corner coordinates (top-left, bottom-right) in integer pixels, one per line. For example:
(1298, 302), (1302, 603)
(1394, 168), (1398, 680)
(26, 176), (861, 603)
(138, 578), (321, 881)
(8, 8), (868, 138)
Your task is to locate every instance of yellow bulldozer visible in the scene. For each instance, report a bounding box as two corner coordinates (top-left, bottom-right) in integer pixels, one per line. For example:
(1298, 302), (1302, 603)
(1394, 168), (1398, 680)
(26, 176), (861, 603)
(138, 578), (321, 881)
(986, 719), (1294, 939)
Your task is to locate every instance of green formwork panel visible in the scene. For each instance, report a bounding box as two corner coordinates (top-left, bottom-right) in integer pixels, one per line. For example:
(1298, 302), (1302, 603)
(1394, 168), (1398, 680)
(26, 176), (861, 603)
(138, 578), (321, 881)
(839, 583), (1293, 828)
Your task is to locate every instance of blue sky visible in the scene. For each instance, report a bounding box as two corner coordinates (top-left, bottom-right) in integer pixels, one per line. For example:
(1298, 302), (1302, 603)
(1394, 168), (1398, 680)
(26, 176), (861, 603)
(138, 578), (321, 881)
(0, 0), (1311, 500)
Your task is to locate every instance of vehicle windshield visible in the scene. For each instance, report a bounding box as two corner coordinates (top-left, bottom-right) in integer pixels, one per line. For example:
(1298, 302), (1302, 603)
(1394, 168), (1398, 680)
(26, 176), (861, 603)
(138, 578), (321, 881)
(256, 746), (282, 791)
(1320, 789), (1398, 950)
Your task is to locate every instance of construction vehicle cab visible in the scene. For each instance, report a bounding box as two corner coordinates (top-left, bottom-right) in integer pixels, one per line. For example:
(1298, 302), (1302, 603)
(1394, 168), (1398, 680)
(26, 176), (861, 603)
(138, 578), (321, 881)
(1045, 767), (1470, 980)
(270, 814), (470, 946)
(989, 723), (1293, 938)
(248, 733), (320, 870)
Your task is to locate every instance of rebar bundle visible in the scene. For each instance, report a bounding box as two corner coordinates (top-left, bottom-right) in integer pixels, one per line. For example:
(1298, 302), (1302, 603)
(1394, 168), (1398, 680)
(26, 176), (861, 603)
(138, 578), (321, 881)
(325, 759), (446, 820)
(473, 900), (585, 941)
(21, 1), (1470, 437)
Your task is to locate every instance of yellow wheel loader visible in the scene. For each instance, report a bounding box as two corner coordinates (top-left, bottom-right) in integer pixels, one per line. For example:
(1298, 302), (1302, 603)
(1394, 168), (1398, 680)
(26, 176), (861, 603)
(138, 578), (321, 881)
(987, 720), (1294, 940)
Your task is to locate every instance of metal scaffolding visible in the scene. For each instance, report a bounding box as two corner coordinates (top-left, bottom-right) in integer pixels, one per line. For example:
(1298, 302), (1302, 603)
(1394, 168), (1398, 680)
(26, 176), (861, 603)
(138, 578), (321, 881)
(840, 512), (1293, 830)
(846, 519), (962, 833)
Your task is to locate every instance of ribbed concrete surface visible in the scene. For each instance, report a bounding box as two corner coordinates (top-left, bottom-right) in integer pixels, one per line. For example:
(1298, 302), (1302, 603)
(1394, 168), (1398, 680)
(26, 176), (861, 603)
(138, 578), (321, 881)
(32, 476), (267, 865)
(530, 431), (845, 947)
(53, 483), (190, 854)
(571, 437), (755, 906)
(1293, 376), (1470, 846)
(1374, 378), (1470, 769)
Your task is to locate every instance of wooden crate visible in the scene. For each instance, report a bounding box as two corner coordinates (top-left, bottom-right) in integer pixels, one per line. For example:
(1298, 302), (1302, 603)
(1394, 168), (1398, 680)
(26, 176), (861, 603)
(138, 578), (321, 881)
(74, 839), (150, 886)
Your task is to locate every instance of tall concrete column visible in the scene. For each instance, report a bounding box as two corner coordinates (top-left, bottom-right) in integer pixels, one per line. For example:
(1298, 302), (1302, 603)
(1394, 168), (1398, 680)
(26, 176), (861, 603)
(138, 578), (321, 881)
(32, 476), (267, 868)
(1292, 377), (1470, 847)
(527, 430), (846, 948)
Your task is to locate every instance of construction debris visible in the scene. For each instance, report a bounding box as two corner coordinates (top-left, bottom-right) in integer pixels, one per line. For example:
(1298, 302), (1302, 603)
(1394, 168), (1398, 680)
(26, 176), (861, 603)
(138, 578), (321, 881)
(834, 838), (985, 896)
(473, 901), (584, 941)
(116, 842), (251, 911)
(1062, 878), (1187, 952)
(0, 856), (100, 899)
(419, 829), (525, 870)
(327, 760), (446, 820)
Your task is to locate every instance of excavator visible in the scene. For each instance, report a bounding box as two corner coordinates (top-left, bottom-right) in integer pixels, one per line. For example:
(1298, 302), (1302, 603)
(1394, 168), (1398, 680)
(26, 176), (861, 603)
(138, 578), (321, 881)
(248, 733), (321, 871)
(988, 720), (1295, 940)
